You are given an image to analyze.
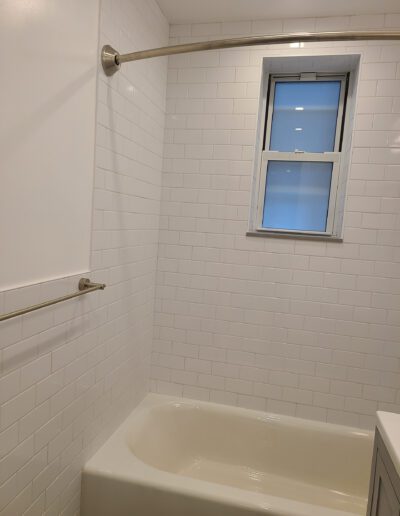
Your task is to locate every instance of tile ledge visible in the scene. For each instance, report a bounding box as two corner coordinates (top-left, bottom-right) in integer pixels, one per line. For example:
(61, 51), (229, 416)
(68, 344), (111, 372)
(246, 231), (343, 242)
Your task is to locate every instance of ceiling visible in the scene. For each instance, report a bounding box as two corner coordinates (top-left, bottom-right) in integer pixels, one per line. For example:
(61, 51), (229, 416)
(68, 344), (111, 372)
(157, 0), (400, 24)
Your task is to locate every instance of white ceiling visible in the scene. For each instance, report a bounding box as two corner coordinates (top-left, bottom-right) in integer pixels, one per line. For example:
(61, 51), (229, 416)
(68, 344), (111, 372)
(157, 0), (400, 24)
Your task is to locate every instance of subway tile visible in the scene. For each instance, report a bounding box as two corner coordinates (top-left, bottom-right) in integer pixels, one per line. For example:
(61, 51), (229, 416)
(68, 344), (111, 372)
(251, 19), (284, 34)
(350, 14), (384, 28)
(314, 392), (345, 410)
(1, 388), (35, 430)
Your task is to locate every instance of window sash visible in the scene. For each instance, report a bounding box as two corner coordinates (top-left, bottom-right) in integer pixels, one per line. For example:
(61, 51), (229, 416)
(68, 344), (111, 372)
(256, 151), (341, 236)
(264, 74), (347, 154)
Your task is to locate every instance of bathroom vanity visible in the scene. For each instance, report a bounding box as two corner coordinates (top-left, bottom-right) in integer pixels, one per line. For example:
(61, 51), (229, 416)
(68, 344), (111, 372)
(367, 412), (400, 516)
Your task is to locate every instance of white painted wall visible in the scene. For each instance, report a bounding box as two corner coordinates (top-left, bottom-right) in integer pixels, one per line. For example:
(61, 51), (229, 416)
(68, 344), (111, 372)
(0, 0), (99, 291)
(0, 0), (168, 514)
(151, 14), (400, 429)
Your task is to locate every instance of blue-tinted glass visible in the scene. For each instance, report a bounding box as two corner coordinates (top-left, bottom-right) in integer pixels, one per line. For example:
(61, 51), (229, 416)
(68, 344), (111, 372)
(262, 161), (333, 232)
(269, 81), (341, 152)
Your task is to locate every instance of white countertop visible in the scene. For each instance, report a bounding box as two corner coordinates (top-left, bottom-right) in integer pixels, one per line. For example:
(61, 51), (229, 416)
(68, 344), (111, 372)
(377, 411), (400, 478)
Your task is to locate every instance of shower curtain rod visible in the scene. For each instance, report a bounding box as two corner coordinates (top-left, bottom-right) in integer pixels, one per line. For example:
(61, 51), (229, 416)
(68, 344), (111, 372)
(101, 30), (400, 76)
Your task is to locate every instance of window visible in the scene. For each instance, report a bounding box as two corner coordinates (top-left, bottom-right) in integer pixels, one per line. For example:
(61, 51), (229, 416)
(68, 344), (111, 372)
(254, 72), (348, 238)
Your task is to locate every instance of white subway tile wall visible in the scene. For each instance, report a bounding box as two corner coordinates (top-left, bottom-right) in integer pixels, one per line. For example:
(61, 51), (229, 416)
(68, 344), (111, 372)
(152, 14), (400, 430)
(0, 0), (168, 514)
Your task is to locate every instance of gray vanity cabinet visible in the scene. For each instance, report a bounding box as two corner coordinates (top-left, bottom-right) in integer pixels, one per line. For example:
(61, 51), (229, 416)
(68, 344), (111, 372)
(367, 430), (400, 516)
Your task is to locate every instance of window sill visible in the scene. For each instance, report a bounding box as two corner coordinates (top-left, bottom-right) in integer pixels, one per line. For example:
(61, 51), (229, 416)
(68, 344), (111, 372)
(246, 230), (343, 242)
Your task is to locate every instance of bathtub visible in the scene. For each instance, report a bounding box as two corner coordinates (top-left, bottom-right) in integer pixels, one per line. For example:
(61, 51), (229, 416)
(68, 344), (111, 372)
(81, 394), (373, 516)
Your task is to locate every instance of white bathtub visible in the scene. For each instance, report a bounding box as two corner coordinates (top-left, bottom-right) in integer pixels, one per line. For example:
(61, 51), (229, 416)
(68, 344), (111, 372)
(81, 394), (373, 516)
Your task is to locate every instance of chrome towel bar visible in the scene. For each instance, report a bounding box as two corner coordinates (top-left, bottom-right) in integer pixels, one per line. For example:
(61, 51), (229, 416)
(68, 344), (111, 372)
(0, 278), (106, 322)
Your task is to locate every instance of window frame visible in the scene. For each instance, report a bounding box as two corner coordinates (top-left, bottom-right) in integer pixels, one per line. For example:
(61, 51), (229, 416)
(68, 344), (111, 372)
(256, 72), (348, 237)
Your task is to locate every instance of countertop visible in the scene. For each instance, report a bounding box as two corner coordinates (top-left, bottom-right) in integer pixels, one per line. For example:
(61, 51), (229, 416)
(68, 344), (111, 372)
(377, 411), (400, 478)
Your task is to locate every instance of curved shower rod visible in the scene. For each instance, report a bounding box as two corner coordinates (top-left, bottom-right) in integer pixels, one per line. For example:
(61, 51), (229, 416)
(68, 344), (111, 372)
(101, 30), (400, 76)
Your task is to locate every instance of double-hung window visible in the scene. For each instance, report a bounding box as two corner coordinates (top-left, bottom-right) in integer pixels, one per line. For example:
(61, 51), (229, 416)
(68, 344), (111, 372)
(256, 72), (347, 237)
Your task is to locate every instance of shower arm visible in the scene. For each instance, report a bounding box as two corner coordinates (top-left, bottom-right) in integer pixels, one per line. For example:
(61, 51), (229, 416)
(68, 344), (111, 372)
(101, 30), (400, 76)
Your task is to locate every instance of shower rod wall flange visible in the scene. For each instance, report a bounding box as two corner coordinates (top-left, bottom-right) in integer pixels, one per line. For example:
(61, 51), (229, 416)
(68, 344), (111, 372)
(101, 30), (400, 76)
(101, 44), (121, 76)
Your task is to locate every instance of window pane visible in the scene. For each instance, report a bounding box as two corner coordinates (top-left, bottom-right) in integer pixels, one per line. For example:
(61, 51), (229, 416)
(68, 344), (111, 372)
(269, 81), (341, 153)
(262, 161), (333, 232)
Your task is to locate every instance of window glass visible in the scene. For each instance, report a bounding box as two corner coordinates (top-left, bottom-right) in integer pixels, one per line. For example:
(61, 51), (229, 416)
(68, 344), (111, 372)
(262, 161), (333, 232)
(269, 81), (341, 153)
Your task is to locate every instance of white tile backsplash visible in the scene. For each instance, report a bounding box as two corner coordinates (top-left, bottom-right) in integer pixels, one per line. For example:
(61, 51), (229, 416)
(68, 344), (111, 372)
(151, 15), (400, 431)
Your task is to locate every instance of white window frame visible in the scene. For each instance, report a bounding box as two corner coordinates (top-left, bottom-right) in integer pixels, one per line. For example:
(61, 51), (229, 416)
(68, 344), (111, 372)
(256, 73), (347, 237)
